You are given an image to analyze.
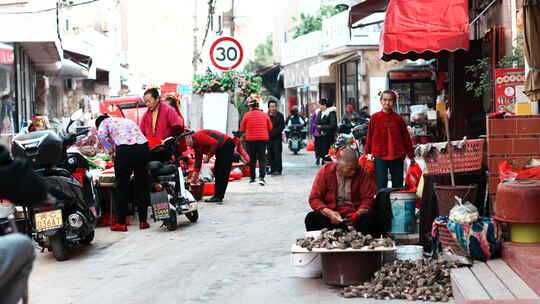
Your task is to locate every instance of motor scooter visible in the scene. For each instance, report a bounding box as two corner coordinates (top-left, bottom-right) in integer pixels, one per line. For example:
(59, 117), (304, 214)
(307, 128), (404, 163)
(147, 131), (198, 231)
(285, 124), (307, 155)
(9, 110), (97, 261)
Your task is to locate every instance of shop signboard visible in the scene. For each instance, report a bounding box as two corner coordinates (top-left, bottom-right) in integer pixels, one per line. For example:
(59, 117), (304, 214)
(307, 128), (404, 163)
(494, 68), (526, 114)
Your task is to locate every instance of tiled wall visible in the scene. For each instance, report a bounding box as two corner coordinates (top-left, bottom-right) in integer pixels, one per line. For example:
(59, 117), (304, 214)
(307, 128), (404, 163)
(487, 115), (540, 208)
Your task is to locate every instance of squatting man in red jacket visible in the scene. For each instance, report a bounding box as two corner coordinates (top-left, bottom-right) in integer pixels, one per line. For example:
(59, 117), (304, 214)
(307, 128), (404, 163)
(188, 130), (236, 204)
(305, 148), (379, 236)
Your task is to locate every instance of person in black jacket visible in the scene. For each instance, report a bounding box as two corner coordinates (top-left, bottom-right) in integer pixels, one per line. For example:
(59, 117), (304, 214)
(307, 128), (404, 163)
(267, 100), (285, 176)
(316, 98), (338, 162)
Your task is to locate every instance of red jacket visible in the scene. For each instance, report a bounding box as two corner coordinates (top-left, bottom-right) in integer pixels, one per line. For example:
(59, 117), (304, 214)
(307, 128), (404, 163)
(140, 102), (184, 140)
(365, 110), (414, 160)
(309, 162), (376, 215)
(192, 130), (231, 172)
(240, 109), (272, 141)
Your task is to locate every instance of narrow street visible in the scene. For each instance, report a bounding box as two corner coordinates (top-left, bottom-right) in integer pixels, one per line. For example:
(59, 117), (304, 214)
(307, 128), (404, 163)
(29, 149), (452, 304)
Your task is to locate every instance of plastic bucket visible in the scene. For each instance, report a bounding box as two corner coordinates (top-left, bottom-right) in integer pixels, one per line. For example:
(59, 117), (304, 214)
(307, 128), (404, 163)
(396, 245), (424, 261)
(390, 191), (417, 234)
(321, 252), (382, 286)
(291, 252), (322, 278)
(510, 223), (540, 243)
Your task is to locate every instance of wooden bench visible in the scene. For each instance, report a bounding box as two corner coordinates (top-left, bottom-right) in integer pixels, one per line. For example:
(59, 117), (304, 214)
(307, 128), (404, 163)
(451, 259), (540, 303)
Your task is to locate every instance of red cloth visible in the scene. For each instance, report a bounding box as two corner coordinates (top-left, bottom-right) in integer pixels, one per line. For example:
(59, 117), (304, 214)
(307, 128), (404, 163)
(240, 109), (272, 141)
(192, 130), (231, 172)
(309, 162), (376, 215)
(140, 102), (184, 140)
(365, 111), (414, 160)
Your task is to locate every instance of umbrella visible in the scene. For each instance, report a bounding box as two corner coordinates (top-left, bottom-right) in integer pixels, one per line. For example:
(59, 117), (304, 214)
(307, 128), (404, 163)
(523, 0), (540, 101)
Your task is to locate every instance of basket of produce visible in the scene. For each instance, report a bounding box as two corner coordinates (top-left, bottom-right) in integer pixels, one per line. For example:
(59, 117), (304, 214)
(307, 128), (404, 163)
(422, 139), (484, 175)
(295, 226), (395, 286)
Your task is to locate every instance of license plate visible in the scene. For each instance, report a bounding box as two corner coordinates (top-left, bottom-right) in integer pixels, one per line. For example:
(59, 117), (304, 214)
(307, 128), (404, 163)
(150, 191), (170, 220)
(34, 210), (63, 232)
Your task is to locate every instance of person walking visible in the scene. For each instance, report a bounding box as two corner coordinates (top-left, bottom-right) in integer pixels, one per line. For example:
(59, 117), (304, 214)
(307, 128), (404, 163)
(365, 90), (414, 190)
(316, 98), (337, 163)
(309, 107), (322, 165)
(96, 114), (150, 231)
(267, 100), (285, 176)
(240, 97), (272, 186)
(188, 130), (236, 204)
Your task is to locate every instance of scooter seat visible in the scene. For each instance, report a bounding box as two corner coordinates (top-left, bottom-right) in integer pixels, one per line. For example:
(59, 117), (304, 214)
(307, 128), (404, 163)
(147, 161), (177, 176)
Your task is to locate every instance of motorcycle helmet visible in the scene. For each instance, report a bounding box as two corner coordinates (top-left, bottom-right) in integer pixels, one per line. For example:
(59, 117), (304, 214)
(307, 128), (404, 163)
(290, 106), (299, 116)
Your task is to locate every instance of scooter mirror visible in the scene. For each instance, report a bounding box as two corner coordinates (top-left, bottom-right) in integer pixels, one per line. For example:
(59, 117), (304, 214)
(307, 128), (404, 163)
(70, 109), (84, 122)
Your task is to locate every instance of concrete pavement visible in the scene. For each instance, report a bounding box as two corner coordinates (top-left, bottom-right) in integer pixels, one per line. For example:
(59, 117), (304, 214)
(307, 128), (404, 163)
(29, 149), (451, 304)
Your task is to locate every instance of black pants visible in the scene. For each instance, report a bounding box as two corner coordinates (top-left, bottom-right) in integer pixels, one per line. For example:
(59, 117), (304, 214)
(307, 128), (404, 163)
(317, 135), (334, 159)
(246, 140), (267, 180)
(304, 211), (380, 237)
(268, 138), (282, 174)
(214, 139), (235, 199)
(114, 143), (149, 225)
(375, 157), (404, 190)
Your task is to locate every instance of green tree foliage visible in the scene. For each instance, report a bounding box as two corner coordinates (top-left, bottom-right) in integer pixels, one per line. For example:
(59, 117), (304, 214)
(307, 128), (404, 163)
(292, 5), (347, 39)
(243, 35), (274, 73)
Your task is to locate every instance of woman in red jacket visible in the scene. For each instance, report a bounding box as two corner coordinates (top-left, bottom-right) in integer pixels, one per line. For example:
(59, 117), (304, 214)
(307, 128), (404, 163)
(365, 90), (415, 190)
(240, 98), (272, 186)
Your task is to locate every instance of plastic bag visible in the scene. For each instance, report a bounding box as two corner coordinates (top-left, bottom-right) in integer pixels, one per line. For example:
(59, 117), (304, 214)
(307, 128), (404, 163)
(405, 163), (422, 191)
(449, 196), (479, 224)
(410, 105), (428, 123)
(498, 160), (540, 182)
(306, 139), (315, 151)
(358, 154), (375, 174)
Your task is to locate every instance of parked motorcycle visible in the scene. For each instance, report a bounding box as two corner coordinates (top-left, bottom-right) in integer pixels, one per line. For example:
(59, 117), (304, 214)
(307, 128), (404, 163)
(9, 110), (97, 261)
(285, 124), (307, 155)
(147, 131), (198, 231)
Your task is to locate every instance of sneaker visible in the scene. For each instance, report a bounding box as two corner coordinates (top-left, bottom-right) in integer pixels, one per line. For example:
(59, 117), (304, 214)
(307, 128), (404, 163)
(249, 179), (256, 184)
(139, 222), (150, 230)
(271, 172), (282, 176)
(111, 223), (128, 232)
(204, 196), (223, 203)
(259, 179), (266, 186)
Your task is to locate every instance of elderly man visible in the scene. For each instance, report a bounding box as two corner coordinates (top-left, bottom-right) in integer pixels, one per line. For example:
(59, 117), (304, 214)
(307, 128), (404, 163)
(304, 148), (382, 236)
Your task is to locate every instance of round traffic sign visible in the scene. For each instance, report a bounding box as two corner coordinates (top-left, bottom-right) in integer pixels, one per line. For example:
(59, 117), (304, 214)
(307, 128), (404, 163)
(209, 37), (244, 71)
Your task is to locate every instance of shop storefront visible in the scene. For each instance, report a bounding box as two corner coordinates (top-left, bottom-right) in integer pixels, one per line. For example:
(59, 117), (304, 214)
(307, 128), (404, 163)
(0, 44), (40, 144)
(0, 43), (15, 142)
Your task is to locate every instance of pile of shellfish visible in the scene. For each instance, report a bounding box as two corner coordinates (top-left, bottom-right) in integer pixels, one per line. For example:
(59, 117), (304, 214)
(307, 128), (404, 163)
(341, 258), (457, 302)
(296, 227), (394, 251)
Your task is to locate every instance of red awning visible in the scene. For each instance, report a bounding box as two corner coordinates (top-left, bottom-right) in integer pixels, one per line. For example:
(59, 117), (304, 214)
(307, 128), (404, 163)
(349, 0), (390, 27)
(379, 0), (470, 61)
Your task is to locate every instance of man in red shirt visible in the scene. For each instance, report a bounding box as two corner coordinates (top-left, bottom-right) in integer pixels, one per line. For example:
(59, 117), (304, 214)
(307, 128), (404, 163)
(189, 130), (236, 203)
(240, 98), (272, 186)
(305, 148), (380, 236)
(365, 90), (415, 190)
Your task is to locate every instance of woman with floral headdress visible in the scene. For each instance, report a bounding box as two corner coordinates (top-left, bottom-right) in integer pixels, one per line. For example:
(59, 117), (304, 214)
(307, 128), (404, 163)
(365, 90), (414, 190)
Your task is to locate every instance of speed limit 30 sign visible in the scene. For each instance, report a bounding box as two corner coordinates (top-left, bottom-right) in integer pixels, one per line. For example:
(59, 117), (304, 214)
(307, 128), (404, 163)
(209, 37), (244, 71)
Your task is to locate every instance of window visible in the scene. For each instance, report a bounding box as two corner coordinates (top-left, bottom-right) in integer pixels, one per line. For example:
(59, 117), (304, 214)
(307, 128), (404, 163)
(340, 60), (360, 114)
